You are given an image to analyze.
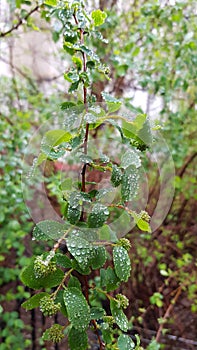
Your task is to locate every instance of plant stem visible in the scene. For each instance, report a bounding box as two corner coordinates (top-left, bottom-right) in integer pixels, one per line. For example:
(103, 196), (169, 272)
(52, 268), (74, 299)
(73, 13), (89, 193)
(0, 5), (39, 37)
(155, 286), (182, 343)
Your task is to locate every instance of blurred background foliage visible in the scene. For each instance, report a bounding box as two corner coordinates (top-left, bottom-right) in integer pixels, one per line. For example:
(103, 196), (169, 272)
(0, 0), (196, 349)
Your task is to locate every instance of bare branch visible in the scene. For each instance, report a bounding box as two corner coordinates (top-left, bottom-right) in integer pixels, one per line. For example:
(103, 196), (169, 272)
(0, 5), (39, 38)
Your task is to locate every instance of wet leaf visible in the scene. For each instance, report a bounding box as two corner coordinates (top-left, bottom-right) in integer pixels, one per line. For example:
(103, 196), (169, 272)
(118, 334), (136, 349)
(110, 299), (128, 331)
(91, 246), (107, 269)
(121, 149), (141, 169)
(20, 259), (64, 289)
(111, 164), (122, 187)
(21, 292), (49, 310)
(88, 203), (109, 228)
(121, 165), (139, 201)
(68, 327), (88, 350)
(41, 129), (72, 155)
(113, 246), (131, 282)
(33, 220), (69, 241)
(64, 287), (90, 330)
(66, 236), (94, 269)
(100, 267), (121, 292)
(102, 92), (122, 113)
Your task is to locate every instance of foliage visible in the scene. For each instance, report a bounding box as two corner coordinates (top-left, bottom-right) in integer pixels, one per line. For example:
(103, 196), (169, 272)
(0, 0), (197, 349)
(18, 1), (152, 348)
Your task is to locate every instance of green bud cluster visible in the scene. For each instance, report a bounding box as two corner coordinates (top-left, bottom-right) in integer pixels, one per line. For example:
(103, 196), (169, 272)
(116, 294), (129, 309)
(117, 238), (131, 251)
(43, 324), (64, 343)
(140, 210), (150, 222)
(103, 315), (114, 326)
(40, 296), (61, 316)
(34, 255), (57, 278)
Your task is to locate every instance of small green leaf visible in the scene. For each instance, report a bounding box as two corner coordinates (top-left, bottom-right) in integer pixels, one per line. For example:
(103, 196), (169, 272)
(33, 220), (68, 241)
(41, 129), (72, 155)
(44, 0), (57, 6)
(102, 92), (122, 113)
(91, 246), (107, 269)
(113, 246), (131, 282)
(68, 327), (88, 350)
(55, 290), (68, 317)
(136, 218), (151, 232)
(86, 60), (95, 69)
(118, 334), (136, 349)
(111, 164), (122, 187)
(68, 275), (81, 290)
(122, 114), (147, 138)
(72, 56), (83, 71)
(64, 287), (90, 330)
(55, 254), (72, 268)
(90, 307), (105, 320)
(88, 203), (109, 228)
(69, 81), (80, 93)
(21, 292), (49, 310)
(110, 299), (128, 332)
(121, 165), (139, 201)
(66, 236), (94, 269)
(60, 102), (76, 110)
(91, 9), (107, 26)
(100, 267), (121, 292)
(67, 204), (81, 224)
(20, 259), (64, 290)
(121, 149), (141, 169)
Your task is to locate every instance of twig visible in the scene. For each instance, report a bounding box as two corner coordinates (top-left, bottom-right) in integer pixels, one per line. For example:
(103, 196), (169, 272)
(0, 5), (39, 37)
(155, 286), (182, 343)
(177, 152), (197, 178)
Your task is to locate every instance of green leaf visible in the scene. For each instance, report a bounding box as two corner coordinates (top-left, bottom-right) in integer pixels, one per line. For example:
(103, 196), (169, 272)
(20, 259), (64, 290)
(55, 290), (68, 317)
(41, 129), (72, 155)
(91, 246), (107, 269)
(146, 339), (161, 350)
(33, 220), (69, 241)
(136, 218), (151, 232)
(121, 165), (139, 201)
(100, 267), (121, 292)
(86, 60), (95, 69)
(44, 0), (57, 6)
(102, 92), (122, 113)
(61, 178), (73, 191)
(67, 204), (81, 224)
(90, 307), (105, 320)
(122, 114), (147, 138)
(60, 102), (76, 110)
(36, 152), (47, 166)
(111, 164), (122, 187)
(55, 253), (72, 268)
(68, 275), (81, 290)
(69, 81), (80, 93)
(64, 287), (90, 330)
(110, 299), (128, 331)
(21, 292), (49, 310)
(68, 327), (88, 350)
(91, 9), (107, 26)
(121, 149), (141, 169)
(72, 56), (83, 71)
(118, 334), (136, 349)
(66, 236), (94, 269)
(88, 203), (109, 228)
(113, 246), (131, 282)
